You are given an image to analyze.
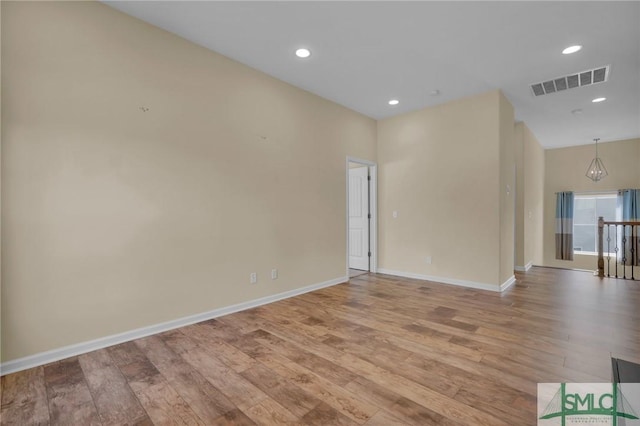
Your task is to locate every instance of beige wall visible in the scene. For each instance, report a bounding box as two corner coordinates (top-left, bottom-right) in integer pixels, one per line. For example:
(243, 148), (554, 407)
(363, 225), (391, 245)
(377, 90), (512, 289)
(543, 138), (640, 270)
(1, 0), (559, 365)
(514, 124), (525, 267)
(523, 124), (545, 266)
(515, 122), (544, 268)
(498, 93), (515, 283)
(1, 2), (376, 362)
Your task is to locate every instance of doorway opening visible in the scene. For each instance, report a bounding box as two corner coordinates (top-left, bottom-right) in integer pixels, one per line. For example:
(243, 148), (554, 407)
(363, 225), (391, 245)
(346, 157), (377, 278)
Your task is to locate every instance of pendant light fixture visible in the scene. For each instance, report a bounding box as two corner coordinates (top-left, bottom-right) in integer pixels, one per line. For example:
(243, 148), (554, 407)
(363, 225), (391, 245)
(585, 138), (608, 182)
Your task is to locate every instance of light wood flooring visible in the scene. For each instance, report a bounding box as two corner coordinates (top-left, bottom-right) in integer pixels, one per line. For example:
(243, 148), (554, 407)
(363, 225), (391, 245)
(2, 267), (639, 425)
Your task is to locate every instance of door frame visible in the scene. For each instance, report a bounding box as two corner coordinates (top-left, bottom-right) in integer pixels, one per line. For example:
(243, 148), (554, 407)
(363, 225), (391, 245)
(346, 156), (378, 277)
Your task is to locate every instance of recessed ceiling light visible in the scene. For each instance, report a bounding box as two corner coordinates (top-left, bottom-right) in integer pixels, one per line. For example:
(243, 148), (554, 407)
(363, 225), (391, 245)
(430, 89), (441, 96)
(388, 99), (399, 106)
(562, 45), (582, 55)
(592, 97), (606, 103)
(295, 48), (311, 58)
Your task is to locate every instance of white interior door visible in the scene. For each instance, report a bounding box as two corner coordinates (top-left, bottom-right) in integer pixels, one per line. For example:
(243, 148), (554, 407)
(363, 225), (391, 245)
(349, 166), (369, 270)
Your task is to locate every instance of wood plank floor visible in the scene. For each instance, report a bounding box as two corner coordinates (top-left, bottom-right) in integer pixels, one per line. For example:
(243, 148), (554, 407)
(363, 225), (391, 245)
(2, 267), (639, 425)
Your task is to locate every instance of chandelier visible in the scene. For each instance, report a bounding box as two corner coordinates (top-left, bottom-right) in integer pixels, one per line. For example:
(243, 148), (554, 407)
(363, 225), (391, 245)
(585, 138), (608, 182)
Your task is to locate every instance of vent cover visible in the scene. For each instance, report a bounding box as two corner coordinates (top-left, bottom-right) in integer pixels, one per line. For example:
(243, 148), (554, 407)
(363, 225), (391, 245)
(531, 65), (609, 97)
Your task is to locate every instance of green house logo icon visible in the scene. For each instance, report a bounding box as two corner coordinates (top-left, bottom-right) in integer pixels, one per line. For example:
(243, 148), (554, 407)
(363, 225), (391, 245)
(539, 383), (639, 425)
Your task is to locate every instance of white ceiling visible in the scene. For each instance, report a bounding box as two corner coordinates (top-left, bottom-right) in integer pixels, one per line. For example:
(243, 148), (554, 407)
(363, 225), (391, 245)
(104, 1), (640, 149)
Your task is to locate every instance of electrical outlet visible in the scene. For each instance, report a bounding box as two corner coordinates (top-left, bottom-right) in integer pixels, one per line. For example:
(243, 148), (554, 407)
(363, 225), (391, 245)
(250, 273), (257, 284)
(425, 256), (432, 265)
(271, 269), (278, 280)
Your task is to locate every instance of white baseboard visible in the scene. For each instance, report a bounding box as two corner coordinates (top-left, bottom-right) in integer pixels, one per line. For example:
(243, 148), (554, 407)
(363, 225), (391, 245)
(377, 268), (510, 292)
(514, 261), (533, 272)
(0, 276), (347, 376)
(500, 275), (516, 291)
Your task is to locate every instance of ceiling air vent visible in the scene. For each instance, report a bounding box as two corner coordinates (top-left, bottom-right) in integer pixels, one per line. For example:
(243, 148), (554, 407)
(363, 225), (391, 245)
(530, 65), (610, 97)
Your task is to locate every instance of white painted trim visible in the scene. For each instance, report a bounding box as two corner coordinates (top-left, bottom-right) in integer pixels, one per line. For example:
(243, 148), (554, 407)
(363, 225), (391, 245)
(369, 166), (378, 274)
(0, 276), (347, 376)
(500, 275), (517, 291)
(377, 268), (506, 292)
(346, 157), (378, 275)
(514, 261), (533, 272)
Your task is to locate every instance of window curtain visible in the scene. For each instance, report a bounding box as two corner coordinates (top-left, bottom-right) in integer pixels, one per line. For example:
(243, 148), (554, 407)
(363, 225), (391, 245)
(555, 191), (574, 260)
(618, 189), (640, 266)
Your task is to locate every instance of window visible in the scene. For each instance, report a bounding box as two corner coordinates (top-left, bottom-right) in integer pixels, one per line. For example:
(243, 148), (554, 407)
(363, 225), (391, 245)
(573, 193), (617, 254)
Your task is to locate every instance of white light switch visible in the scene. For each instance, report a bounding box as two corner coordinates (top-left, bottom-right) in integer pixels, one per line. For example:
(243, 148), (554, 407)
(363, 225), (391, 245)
(250, 273), (257, 284)
(392, 211), (398, 219)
